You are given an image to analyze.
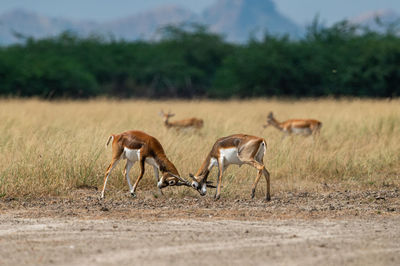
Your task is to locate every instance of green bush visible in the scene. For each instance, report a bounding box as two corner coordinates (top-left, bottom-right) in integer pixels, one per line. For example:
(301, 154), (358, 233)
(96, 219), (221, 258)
(0, 22), (399, 98)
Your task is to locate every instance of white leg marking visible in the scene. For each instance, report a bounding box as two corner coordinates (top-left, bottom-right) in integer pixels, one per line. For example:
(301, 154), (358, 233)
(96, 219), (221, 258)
(153, 165), (159, 182)
(208, 157), (218, 171)
(125, 160), (134, 193)
(218, 158), (225, 180)
(153, 166), (163, 195)
(219, 157), (226, 173)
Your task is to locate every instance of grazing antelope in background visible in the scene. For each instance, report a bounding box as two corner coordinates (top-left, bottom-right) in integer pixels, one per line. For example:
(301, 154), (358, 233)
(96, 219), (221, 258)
(263, 112), (322, 138)
(101, 130), (190, 199)
(188, 134), (271, 201)
(159, 110), (204, 130)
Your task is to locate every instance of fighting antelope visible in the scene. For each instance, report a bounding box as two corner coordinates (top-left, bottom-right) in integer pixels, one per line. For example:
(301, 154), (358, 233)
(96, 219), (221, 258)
(188, 134), (271, 201)
(263, 112), (322, 138)
(159, 110), (204, 130)
(101, 130), (190, 199)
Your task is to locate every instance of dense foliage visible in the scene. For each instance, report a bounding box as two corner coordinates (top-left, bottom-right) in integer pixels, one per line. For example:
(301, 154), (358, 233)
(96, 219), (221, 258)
(0, 22), (399, 98)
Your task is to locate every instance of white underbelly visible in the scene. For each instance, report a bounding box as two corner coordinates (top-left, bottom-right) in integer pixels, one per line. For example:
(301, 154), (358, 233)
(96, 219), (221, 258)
(123, 148), (159, 168)
(220, 148), (243, 165)
(292, 127), (312, 135)
(208, 157), (218, 169)
(123, 148), (140, 162)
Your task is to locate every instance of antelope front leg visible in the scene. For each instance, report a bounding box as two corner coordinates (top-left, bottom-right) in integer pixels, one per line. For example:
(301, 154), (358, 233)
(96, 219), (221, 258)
(131, 159), (146, 198)
(215, 160), (224, 200)
(124, 160), (134, 196)
(153, 165), (163, 196)
(214, 165), (220, 199)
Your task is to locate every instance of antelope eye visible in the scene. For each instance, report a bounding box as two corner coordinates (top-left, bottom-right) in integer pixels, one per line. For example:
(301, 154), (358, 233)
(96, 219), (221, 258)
(168, 180), (176, 185)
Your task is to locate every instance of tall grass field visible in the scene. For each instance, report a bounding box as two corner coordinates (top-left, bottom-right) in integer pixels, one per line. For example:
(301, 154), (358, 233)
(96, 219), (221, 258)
(0, 99), (399, 199)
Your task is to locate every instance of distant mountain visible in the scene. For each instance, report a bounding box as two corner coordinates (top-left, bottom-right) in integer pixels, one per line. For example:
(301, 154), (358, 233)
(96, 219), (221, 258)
(0, 9), (95, 44)
(0, 0), (302, 45)
(203, 0), (301, 41)
(350, 9), (400, 32)
(103, 5), (200, 40)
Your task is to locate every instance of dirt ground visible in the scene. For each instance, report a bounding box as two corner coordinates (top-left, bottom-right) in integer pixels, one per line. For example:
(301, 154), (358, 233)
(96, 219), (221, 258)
(1, 188), (400, 265)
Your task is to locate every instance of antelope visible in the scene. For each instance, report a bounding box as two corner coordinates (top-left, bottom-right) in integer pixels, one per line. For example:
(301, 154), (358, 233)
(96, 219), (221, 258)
(101, 130), (190, 199)
(263, 112), (322, 138)
(159, 110), (204, 130)
(188, 134), (271, 201)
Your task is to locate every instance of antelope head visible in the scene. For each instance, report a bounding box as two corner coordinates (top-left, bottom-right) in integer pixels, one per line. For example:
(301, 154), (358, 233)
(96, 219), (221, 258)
(263, 112), (275, 128)
(159, 110), (175, 124)
(188, 173), (216, 196)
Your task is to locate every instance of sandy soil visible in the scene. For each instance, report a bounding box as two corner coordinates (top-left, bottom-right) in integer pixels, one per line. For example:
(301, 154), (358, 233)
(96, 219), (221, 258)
(1, 188), (399, 265)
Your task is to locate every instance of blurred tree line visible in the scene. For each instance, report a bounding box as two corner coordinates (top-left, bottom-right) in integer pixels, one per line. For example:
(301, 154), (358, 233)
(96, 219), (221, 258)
(0, 22), (399, 99)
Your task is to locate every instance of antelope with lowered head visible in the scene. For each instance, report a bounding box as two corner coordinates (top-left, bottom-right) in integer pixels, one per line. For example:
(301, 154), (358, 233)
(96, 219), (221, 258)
(264, 112), (322, 138)
(159, 110), (204, 130)
(101, 130), (190, 199)
(188, 134), (271, 201)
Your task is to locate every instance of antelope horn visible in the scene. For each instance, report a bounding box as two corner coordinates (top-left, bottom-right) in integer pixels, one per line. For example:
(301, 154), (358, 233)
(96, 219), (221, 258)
(206, 181), (217, 188)
(175, 182), (190, 187)
(168, 172), (191, 186)
(189, 173), (197, 181)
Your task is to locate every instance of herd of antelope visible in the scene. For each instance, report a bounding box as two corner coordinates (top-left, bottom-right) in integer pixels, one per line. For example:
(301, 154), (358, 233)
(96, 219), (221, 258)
(101, 111), (322, 201)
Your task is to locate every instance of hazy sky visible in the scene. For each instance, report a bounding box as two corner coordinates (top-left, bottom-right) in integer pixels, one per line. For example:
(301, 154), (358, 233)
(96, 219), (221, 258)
(1, 0), (399, 25)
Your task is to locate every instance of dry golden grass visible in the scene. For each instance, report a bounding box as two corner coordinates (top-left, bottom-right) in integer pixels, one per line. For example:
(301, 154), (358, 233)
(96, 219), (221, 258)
(0, 98), (399, 199)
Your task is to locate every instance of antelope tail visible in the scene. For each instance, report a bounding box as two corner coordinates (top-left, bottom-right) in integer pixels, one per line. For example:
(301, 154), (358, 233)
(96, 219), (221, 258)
(105, 135), (114, 148)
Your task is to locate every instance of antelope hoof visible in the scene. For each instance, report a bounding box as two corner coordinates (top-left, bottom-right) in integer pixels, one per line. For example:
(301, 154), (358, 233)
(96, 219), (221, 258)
(265, 195), (271, 202)
(130, 192), (136, 198)
(214, 194), (220, 201)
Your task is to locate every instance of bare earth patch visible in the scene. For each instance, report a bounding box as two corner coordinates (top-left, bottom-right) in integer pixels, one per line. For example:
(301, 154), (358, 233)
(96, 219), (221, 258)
(0, 189), (399, 265)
